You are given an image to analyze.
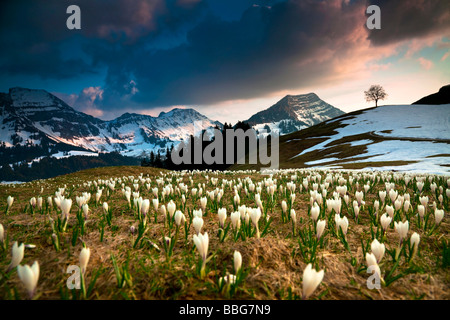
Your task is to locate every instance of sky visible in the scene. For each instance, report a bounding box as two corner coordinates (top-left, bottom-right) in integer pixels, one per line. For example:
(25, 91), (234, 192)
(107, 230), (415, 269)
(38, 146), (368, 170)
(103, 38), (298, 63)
(0, 0), (449, 124)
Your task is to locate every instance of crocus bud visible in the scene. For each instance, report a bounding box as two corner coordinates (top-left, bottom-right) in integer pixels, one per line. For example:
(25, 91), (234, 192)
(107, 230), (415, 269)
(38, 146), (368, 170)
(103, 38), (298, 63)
(218, 208), (227, 228)
(394, 220), (409, 244)
(30, 197), (36, 208)
(410, 232), (420, 251)
(193, 232), (209, 262)
(310, 203), (320, 221)
(17, 261), (39, 299)
(102, 202), (109, 214)
(174, 210), (185, 226)
(418, 205), (425, 218)
(130, 226), (136, 235)
(200, 197), (207, 211)
(164, 236), (171, 247)
(371, 239), (385, 263)
(434, 209), (444, 225)
(386, 205), (394, 218)
(82, 204), (89, 219)
(234, 250), (242, 274)
(281, 200), (287, 213)
(374, 200), (380, 213)
(353, 205), (360, 218)
(152, 198), (159, 211)
(337, 216), (349, 234)
(403, 200), (410, 213)
(366, 252), (377, 267)
(251, 208), (262, 238)
(80, 247), (90, 274)
(193, 209), (203, 218)
(167, 200), (176, 218)
(302, 263), (324, 300)
(290, 209), (297, 224)
(193, 216), (204, 235)
(230, 211), (241, 230)
(379, 191), (386, 203)
(36, 197), (43, 210)
(141, 199), (150, 217)
(7, 196), (14, 208)
(380, 213), (392, 231)
(8, 242), (25, 272)
(316, 219), (326, 240)
(0, 224), (4, 243)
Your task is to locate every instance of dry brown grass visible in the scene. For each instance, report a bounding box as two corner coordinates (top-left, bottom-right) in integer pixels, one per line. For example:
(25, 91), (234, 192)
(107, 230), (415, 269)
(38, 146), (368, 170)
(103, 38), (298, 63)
(0, 166), (449, 300)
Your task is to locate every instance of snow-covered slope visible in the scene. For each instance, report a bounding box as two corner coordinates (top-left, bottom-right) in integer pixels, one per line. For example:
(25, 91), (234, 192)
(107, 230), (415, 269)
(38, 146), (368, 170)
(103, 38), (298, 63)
(293, 104), (450, 173)
(232, 104), (450, 174)
(0, 87), (221, 160)
(247, 93), (345, 135)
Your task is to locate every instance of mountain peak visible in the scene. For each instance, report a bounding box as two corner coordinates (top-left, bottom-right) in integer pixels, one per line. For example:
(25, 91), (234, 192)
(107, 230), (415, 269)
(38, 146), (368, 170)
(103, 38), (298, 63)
(245, 92), (345, 134)
(8, 87), (56, 107)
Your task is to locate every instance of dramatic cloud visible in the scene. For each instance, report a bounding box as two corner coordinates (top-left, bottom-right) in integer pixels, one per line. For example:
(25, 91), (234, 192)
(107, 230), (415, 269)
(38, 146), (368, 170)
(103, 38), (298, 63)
(366, 0), (450, 46)
(1, 0), (449, 116)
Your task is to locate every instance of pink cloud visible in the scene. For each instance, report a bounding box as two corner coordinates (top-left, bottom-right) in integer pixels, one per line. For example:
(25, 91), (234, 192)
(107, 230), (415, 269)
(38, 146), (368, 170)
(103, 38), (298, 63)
(417, 57), (434, 70)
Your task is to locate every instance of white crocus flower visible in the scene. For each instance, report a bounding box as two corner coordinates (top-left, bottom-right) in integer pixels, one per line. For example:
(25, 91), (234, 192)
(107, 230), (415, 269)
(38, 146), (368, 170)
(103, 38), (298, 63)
(316, 219), (326, 240)
(380, 213), (392, 231)
(17, 261), (39, 299)
(102, 202), (109, 214)
(174, 210), (185, 226)
(218, 208), (227, 228)
(60, 198), (72, 220)
(80, 247), (90, 274)
(8, 242), (25, 272)
(290, 209), (297, 224)
(152, 198), (159, 211)
(234, 250), (242, 274)
(410, 232), (420, 253)
(365, 252), (382, 281)
(193, 216), (204, 235)
(281, 200), (287, 214)
(167, 200), (176, 218)
(0, 223), (4, 243)
(250, 208), (262, 238)
(200, 197), (207, 211)
(385, 205), (394, 218)
(302, 263), (324, 300)
(394, 220), (409, 244)
(371, 239), (385, 263)
(141, 199), (150, 217)
(310, 203), (320, 221)
(434, 209), (444, 225)
(230, 211), (241, 230)
(7, 196), (14, 210)
(193, 232), (209, 278)
(82, 204), (89, 219)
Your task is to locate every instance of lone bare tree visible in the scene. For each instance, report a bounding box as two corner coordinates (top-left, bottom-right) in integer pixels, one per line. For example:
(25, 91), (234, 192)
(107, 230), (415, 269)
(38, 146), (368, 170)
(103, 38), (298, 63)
(364, 85), (387, 107)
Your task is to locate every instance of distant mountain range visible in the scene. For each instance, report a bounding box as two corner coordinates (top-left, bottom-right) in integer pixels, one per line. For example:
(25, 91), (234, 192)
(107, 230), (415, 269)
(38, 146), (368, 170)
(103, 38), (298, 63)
(0, 88), (343, 166)
(0, 87), (221, 161)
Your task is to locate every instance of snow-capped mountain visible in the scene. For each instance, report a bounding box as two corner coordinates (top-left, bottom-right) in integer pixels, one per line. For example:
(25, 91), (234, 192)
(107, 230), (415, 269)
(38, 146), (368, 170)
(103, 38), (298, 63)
(246, 93), (345, 135)
(0, 87), (222, 160)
